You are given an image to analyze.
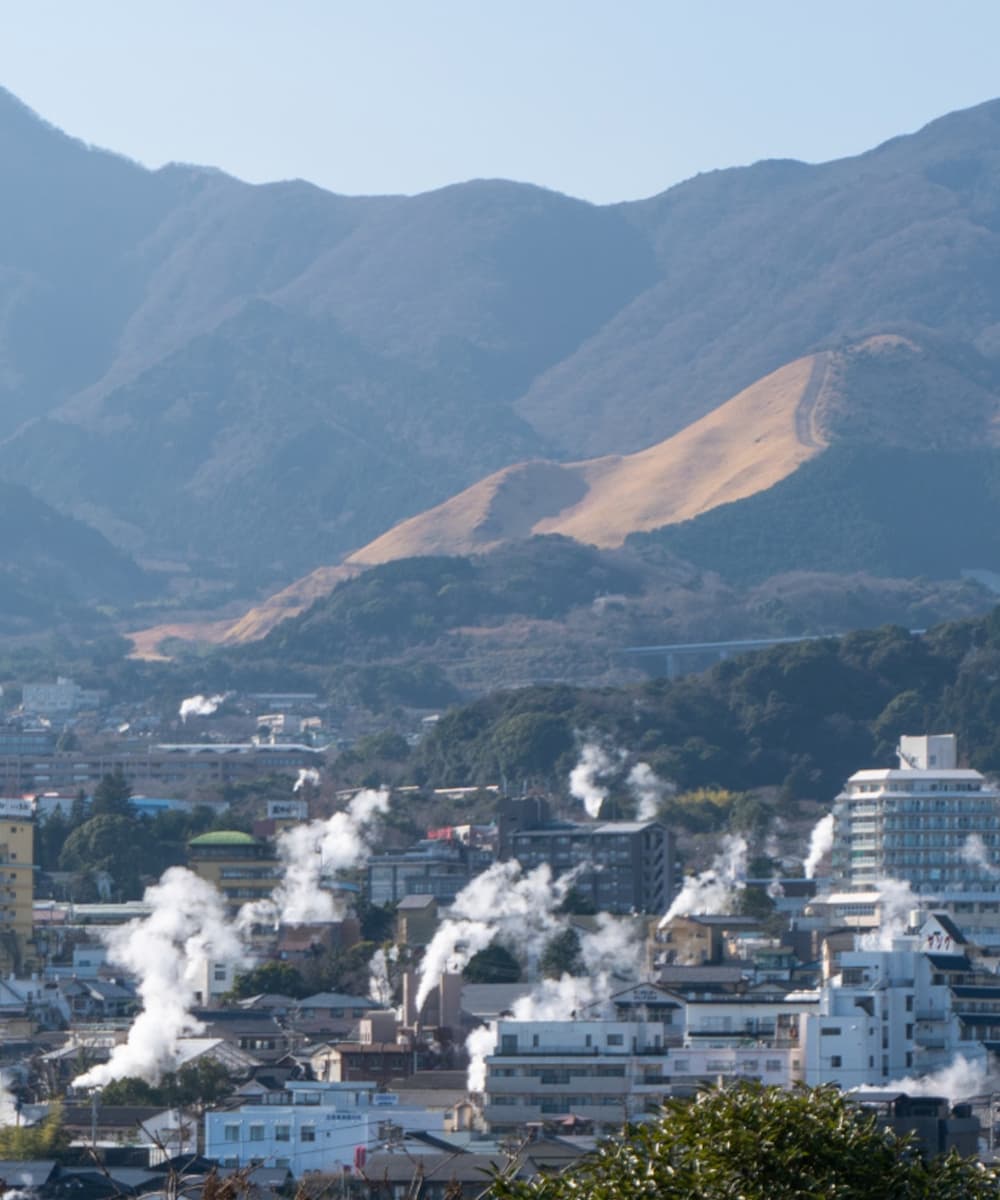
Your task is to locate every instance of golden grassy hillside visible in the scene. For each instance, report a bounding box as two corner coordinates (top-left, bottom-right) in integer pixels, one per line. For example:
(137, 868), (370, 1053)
(126, 350), (834, 656)
(350, 352), (832, 564)
(127, 564), (360, 657)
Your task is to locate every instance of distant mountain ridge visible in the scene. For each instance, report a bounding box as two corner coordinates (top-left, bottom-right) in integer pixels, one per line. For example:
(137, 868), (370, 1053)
(0, 478), (149, 631)
(7, 90), (1000, 586)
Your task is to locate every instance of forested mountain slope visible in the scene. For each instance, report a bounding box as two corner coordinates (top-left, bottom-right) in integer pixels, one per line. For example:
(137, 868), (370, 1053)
(5, 91), (1000, 585)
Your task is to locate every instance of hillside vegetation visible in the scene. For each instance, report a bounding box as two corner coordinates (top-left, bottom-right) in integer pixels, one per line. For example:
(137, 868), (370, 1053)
(632, 446), (1000, 585)
(409, 605), (1000, 802)
(0, 479), (150, 632)
(7, 90), (1000, 588)
(217, 535), (993, 707)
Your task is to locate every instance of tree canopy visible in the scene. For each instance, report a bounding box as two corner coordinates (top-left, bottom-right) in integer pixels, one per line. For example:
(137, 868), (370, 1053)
(487, 1083), (999, 1199)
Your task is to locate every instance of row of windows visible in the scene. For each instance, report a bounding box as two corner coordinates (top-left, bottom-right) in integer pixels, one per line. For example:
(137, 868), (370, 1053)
(222, 1124), (310, 1142)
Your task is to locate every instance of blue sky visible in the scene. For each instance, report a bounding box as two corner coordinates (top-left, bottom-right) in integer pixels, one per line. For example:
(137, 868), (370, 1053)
(2, 1), (1000, 203)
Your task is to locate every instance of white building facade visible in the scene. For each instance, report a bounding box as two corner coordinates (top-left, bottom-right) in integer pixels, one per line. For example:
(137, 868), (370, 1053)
(831, 734), (1000, 892)
(483, 1017), (802, 1132)
(802, 930), (989, 1089)
(204, 1082), (443, 1176)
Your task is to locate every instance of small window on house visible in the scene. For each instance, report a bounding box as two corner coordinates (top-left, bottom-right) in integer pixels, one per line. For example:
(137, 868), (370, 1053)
(223, 1125), (240, 1143)
(607, 1034), (624, 1046)
(249, 1125), (265, 1142)
(301, 1126), (316, 1142)
(275, 1125), (291, 1143)
(830, 1056), (842, 1068)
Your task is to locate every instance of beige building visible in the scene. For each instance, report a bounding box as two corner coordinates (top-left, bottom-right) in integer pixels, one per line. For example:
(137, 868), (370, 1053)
(187, 830), (280, 916)
(0, 798), (36, 971)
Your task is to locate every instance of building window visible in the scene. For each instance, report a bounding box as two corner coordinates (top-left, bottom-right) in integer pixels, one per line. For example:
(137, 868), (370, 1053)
(830, 1056), (842, 1068)
(223, 1125), (240, 1143)
(607, 1034), (624, 1046)
(275, 1125), (291, 1143)
(249, 1125), (265, 1142)
(301, 1126), (316, 1142)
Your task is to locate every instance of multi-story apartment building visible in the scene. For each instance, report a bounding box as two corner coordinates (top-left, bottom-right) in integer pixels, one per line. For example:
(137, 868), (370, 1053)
(831, 734), (1000, 892)
(0, 742), (324, 799)
(482, 1017), (801, 1132)
(367, 838), (494, 906)
(21, 676), (103, 716)
(802, 916), (995, 1089)
(504, 820), (674, 915)
(0, 798), (35, 971)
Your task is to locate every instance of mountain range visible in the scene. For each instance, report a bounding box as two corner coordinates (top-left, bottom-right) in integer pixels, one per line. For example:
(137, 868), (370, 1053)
(5, 89), (1000, 649)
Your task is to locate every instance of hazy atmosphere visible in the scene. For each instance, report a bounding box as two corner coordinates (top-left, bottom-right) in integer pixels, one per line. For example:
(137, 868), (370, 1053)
(3, 0), (1000, 201)
(6, 5), (1000, 1194)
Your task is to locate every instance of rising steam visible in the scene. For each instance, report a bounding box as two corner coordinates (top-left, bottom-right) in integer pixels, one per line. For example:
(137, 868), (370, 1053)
(804, 813), (835, 879)
(860, 878), (919, 951)
(75, 788), (391, 1088)
(659, 833), (747, 926)
(178, 693), (228, 722)
(960, 834), (1000, 878)
(465, 960), (624, 1092)
(627, 762), (673, 821)
(293, 768), (321, 793)
(415, 861), (576, 1015)
(251, 788), (391, 927)
(74, 868), (248, 1087)
(569, 743), (614, 819)
(855, 1053), (992, 1106)
(368, 946), (398, 1009)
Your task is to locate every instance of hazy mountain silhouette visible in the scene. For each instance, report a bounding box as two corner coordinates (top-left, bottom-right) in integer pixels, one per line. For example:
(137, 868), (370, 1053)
(5, 88), (1000, 587)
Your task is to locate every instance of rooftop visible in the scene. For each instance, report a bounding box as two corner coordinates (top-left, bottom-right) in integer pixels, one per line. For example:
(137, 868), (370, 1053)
(189, 830), (260, 847)
(847, 768), (987, 783)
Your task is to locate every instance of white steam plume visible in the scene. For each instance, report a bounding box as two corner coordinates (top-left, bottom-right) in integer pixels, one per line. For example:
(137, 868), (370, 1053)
(293, 768), (321, 793)
(178, 693), (228, 722)
(659, 834), (747, 927)
(855, 1053), (992, 1106)
(578, 912), (644, 980)
(804, 813), (835, 879)
(416, 862), (574, 1014)
(466, 1024), (498, 1093)
(0, 1071), (18, 1126)
(74, 867), (248, 1087)
(466, 971), (618, 1092)
(570, 743), (614, 819)
(860, 878), (920, 951)
(369, 947), (397, 1009)
(246, 788), (390, 928)
(961, 834), (1000, 878)
(627, 762), (674, 822)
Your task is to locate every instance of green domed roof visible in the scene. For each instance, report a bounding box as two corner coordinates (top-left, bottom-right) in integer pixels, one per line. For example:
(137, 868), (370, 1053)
(189, 830), (259, 847)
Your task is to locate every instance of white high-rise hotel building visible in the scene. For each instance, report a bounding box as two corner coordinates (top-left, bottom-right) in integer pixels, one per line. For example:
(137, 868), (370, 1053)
(831, 734), (1000, 892)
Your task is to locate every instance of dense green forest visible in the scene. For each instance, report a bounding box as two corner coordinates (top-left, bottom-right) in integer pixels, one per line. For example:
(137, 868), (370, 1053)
(400, 606), (1000, 800)
(244, 538), (642, 659)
